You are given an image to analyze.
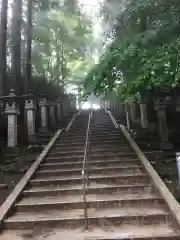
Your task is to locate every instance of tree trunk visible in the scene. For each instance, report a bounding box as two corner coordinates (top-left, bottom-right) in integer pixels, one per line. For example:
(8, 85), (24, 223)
(25, 0), (33, 93)
(11, 0), (22, 93)
(0, 0), (8, 95)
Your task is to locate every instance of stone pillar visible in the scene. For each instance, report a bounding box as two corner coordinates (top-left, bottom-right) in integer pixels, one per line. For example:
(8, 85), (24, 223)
(25, 98), (36, 142)
(56, 100), (62, 122)
(39, 97), (48, 132)
(49, 102), (56, 126)
(130, 102), (137, 123)
(71, 96), (77, 111)
(125, 101), (130, 131)
(4, 90), (20, 148)
(62, 96), (71, 117)
(102, 99), (105, 108)
(140, 103), (148, 129)
(176, 97), (180, 112)
(154, 98), (173, 150)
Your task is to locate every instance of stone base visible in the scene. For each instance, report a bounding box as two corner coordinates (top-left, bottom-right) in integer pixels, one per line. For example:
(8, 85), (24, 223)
(4, 146), (19, 156)
(147, 122), (156, 132)
(39, 127), (48, 133)
(28, 135), (38, 144)
(160, 141), (174, 150)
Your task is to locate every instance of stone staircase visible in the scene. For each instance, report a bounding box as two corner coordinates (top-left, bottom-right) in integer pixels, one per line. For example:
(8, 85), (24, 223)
(1, 109), (180, 239)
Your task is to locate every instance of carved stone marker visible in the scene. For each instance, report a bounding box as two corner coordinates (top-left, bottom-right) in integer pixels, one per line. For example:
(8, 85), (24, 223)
(25, 98), (36, 142)
(39, 97), (48, 132)
(4, 90), (20, 148)
(49, 102), (56, 126)
(140, 103), (148, 129)
(154, 97), (173, 150)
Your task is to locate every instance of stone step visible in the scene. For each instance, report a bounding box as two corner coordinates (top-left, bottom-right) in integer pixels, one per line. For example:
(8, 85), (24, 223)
(28, 174), (150, 187)
(23, 184), (155, 197)
(49, 149), (85, 155)
(89, 148), (133, 153)
(40, 158), (141, 170)
(3, 225), (178, 239)
(89, 143), (129, 148)
(35, 166), (145, 178)
(15, 193), (163, 212)
(56, 139), (86, 144)
(52, 145), (85, 150)
(54, 142), (85, 147)
(90, 141), (127, 146)
(47, 151), (137, 159)
(53, 144), (129, 151)
(90, 137), (125, 142)
(41, 159), (141, 168)
(47, 149), (134, 157)
(4, 208), (171, 230)
(60, 136), (87, 141)
(90, 152), (137, 159)
(91, 132), (121, 135)
(65, 132), (86, 136)
(44, 155), (84, 162)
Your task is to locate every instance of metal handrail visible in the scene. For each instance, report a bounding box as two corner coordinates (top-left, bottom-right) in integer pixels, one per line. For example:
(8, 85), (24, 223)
(82, 108), (92, 229)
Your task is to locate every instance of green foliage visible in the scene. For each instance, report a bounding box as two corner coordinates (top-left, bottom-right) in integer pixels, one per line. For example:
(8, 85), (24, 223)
(32, 0), (93, 92)
(85, 0), (180, 100)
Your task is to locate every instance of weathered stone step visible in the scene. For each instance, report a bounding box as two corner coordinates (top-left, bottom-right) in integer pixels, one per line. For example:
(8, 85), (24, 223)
(89, 145), (130, 150)
(4, 209), (171, 230)
(90, 140), (126, 146)
(44, 155), (84, 162)
(54, 142), (85, 147)
(35, 166), (144, 178)
(56, 139), (86, 144)
(2, 225), (178, 239)
(65, 132), (86, 136)
(89, 143), (129, 148)
(47, 149), (134, 157)
(23, 184), (155, 197)
(91, 131), (121, 135)
(89, 148), (133, 153)
(48, 149), (84, 155)
(90, 152), (137, 159)
(41, 159), (140, 168)
(28, 174), (150, 187)
(90, 134), (124, 139)
(15, 194), (163, 212)
(44, 154), (138, 162)
(60, 134), (86, 139)
(90, 137), (125, 142)
(52, 146), (84, 151)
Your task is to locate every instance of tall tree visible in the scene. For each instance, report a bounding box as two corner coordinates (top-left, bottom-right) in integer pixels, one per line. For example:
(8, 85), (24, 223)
(11, 0), (22, 93)
(25, 0), (33, 93)
(31, 1), (93, 90)
(0, 0), (8, 95)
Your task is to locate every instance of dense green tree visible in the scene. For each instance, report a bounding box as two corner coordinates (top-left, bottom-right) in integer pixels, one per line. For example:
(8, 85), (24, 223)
(0, 0), (8, 95)
(0, 0), (94, 97)
(85, 0), (180, 100)
(11, 0), (22, 92)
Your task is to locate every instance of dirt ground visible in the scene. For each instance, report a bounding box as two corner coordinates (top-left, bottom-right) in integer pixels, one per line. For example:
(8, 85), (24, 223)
(0, 147), (40, 206)
(150, 157), (180, 201)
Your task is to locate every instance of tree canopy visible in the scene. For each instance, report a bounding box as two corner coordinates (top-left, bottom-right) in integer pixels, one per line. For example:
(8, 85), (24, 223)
(84, 0), (180, 100)
(0, 0), (94, 99)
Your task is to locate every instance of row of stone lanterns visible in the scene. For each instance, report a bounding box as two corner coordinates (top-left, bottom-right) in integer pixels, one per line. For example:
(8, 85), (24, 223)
(101, 94), (175, 150)
(125, 97), (174, 150)
(1, 89), (77, 150)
